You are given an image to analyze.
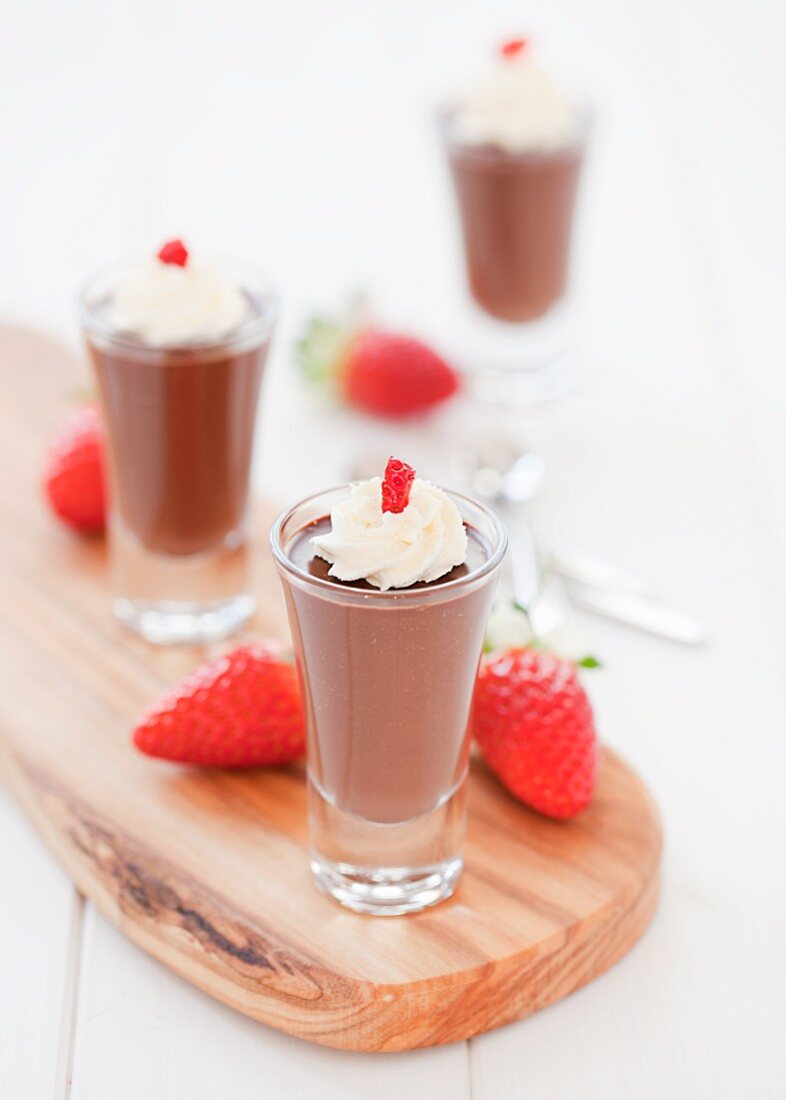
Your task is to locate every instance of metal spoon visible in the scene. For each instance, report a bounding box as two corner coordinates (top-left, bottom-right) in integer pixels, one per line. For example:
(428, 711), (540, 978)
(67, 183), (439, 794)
(453, 444), (568, 636)
(459, 445), (710, 647)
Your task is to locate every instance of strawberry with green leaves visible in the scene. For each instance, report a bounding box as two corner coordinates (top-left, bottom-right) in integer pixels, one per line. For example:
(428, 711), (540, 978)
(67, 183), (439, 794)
(473, 645), (598, 820)
(474, 597), (599, 820)
(298, 309), (459, 419)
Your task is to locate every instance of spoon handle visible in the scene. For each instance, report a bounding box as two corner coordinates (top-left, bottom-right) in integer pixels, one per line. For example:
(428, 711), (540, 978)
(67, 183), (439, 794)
(506, 511), (541, 611)
(568, 584), (709, 646)
(546, 547), (650, 594)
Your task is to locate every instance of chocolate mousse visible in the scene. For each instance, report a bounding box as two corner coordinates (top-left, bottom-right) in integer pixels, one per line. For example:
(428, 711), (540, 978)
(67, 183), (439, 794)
(271, 460), (507, 911)
(90, 325), (268, 557)
(82, 240), (277, 644)
(447, 140), (583, 322)
(444, 38), (586, 323)
(84, 242), (274, 558)
(286, 517), (491, 823)
(273, 461), (505, 828)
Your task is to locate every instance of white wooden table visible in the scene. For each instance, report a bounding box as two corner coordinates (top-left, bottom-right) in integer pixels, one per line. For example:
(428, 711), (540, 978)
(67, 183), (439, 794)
(2, 1), (785, 1096)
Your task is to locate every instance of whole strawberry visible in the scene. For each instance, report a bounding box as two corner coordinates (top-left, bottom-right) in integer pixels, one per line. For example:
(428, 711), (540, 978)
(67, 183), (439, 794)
(43, 403), (107, 534)
(298, 312), (459, 418)
(473, 647), (597, 820)
(133, 644), (305, 768)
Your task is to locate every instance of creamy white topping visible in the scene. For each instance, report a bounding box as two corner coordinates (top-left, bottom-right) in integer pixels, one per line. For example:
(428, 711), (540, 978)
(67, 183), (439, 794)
(107, 256), (249, 345)
(452, 50), (579, 153)
(311, 477), (468, 591)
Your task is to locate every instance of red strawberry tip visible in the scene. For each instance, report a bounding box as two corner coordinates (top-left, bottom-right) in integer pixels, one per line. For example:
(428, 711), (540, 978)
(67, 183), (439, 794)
(381, 457), (416, 513)
(499, 37), (529, 59)
(157, 238), (189, 267)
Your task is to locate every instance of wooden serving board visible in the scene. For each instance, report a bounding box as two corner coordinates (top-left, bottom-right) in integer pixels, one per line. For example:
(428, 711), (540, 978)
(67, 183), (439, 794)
(0, 326), (662, 1053)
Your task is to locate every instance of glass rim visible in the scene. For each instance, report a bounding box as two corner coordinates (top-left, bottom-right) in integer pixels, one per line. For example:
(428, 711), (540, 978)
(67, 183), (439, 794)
(78, 254), (279, 353)
(269, 483), (508, 600)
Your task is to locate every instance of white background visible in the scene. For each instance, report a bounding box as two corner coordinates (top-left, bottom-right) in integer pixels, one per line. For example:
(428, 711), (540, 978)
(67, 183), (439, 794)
(2, 0), (786, 1097)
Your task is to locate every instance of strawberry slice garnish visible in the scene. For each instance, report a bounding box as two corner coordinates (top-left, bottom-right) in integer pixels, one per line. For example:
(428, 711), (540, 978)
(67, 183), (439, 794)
(381, 457), (415, 514)
(499, 37), (529, 59)
(157, 238), (189, 267)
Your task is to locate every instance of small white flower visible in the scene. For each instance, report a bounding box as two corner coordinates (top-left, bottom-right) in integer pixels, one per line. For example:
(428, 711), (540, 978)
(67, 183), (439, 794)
(485, 601), (534, 652)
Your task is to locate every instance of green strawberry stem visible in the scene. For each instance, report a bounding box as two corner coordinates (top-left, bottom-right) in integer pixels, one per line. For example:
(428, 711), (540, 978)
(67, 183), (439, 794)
(296, 315), (351, 385)
(296, 295), (372, 387)
(484, 598), (603, 670)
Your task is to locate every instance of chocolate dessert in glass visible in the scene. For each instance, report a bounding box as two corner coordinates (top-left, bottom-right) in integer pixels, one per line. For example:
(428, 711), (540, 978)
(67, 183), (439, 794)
(271, 459), (507, 915)
(441, 38), (588, 401)
(81, 240), (277, 644)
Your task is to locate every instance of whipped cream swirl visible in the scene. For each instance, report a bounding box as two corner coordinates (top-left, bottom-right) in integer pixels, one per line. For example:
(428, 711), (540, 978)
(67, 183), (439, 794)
(107, 256), (249, 345)
(452, 49), (579, 154)
(311, 477), (468, 591)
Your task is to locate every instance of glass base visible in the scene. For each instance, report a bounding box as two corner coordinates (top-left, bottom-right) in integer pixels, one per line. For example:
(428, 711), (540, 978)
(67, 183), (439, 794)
(113, 593), (255, 646)
(308, 776), (467, 916)
(440, 298), (580, 405)
(108, 516), (254, 645)
(469, 353), (578, 405)
(311, 854), (462, 916)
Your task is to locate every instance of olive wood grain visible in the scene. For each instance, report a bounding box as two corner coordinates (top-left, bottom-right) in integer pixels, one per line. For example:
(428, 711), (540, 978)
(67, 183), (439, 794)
(0, 325), (661, 1052)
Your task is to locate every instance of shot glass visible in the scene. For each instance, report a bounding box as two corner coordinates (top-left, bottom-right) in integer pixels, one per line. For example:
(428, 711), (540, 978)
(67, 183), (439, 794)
(81, 259), (277, 645)
(439, 110), (590, 404)
(270, 487), (507, 915)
